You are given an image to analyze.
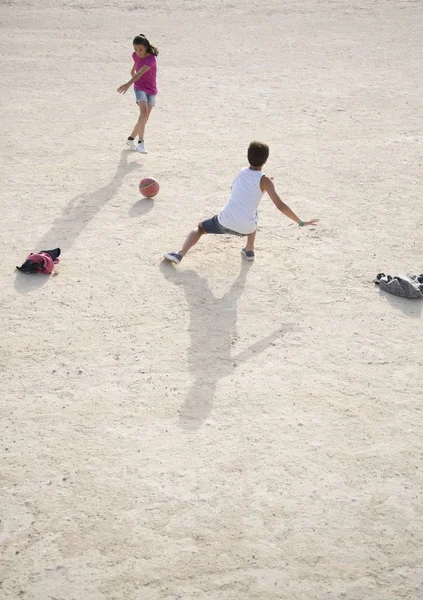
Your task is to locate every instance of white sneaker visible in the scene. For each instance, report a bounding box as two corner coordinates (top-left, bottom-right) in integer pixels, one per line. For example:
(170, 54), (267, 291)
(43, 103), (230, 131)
(126, 139), (137, 151)
(137, 141), (148, 154)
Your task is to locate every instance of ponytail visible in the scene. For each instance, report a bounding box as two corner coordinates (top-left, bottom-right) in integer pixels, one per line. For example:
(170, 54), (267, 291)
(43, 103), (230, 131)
(133, 34), (159, 56)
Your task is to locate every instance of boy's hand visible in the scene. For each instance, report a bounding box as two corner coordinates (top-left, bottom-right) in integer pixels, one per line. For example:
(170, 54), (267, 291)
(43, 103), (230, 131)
(302, 219), (319, 226)
(117, 82), (131, 94)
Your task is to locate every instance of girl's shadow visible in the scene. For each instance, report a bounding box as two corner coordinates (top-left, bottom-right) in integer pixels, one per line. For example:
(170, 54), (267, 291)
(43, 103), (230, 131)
(14, 150), (140, 294)
(160, 260), (291, 430)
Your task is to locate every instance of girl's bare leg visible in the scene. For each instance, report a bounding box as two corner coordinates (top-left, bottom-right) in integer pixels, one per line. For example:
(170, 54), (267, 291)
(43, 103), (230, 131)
(130, 101), (150, 140)
(130, 116), (140, 139)
(145, 105), (154, 127)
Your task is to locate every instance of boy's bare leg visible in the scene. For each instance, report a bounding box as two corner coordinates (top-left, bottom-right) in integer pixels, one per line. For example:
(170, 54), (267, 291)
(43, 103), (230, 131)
(245, 230), (256, 252)
(178, 227), (204, 257)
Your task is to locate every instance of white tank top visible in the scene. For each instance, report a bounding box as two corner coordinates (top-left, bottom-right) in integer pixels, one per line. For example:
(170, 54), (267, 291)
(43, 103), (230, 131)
(218, 168), (264, 235)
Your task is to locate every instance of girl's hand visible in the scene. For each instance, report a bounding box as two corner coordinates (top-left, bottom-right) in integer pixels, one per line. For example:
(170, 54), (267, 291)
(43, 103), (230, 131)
(302, 219), (319, 226)
(117, 82), (131, 94)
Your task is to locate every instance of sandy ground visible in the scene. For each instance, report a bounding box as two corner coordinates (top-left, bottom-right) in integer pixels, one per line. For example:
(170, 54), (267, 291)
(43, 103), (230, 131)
(1, 0), (423, 598)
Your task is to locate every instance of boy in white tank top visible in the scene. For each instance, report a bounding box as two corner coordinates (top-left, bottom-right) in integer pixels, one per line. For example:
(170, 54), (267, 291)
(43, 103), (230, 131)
(164, 141), (318, 264)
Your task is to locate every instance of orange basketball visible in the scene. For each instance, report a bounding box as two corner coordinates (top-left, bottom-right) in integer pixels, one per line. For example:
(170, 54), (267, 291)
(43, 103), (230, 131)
(139, 177), (160, 198)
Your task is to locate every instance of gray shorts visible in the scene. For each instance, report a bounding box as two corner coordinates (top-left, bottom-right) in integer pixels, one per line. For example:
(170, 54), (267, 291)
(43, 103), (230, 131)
(199, 215), (248, 237)
(134, 89), (157, 106)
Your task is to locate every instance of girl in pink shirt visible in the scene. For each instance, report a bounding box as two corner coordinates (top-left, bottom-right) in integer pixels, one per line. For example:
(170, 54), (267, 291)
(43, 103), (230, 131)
(117, 34), (159, 154)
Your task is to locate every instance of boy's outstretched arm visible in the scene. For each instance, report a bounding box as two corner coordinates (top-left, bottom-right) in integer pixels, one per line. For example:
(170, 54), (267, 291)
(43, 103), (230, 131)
(261, 176), (319, 227)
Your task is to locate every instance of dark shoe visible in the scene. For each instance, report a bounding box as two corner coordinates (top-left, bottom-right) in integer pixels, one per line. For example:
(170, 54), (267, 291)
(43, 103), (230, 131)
(163, 252), (182, 264)
(241, 248), (255, 261)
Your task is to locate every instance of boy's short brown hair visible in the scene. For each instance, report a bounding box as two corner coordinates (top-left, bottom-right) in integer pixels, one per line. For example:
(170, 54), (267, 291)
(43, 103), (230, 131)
(247, 141), (269, 167)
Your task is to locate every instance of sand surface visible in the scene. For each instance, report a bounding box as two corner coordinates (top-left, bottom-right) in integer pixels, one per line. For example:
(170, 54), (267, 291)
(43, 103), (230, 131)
(1, 1), (423, 598)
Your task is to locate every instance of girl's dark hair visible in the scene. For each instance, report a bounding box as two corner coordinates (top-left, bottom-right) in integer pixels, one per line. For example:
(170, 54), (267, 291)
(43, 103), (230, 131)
(133, 34), (159, 56)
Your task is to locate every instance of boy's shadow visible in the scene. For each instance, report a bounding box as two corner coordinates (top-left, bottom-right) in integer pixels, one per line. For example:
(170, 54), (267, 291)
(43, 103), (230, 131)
(14, 150), (139, 294)
(160, 260), (291, 430)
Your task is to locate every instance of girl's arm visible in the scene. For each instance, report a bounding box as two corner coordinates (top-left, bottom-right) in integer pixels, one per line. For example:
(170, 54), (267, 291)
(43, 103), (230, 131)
(130, 65), (136, 76)
(117, 66), (151, 94)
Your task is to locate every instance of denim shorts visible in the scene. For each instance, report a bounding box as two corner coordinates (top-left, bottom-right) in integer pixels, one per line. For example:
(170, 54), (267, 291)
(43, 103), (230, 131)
(135, 89), (157, 106)
(199, 215), (247, 237)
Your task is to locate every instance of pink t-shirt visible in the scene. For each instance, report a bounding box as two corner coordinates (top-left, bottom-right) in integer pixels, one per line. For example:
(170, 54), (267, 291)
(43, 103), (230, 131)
(132, 52), (158, 94)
